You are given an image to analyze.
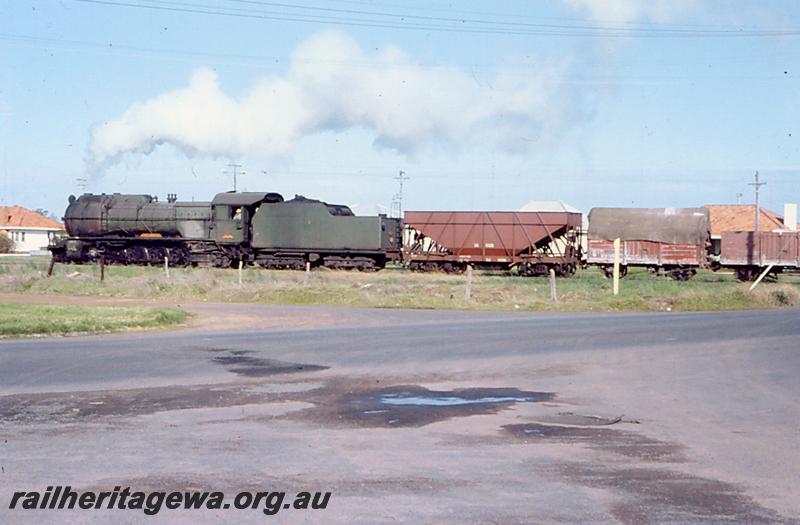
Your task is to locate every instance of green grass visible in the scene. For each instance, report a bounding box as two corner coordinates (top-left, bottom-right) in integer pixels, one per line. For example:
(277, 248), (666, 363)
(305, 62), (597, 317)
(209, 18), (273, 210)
(0, 302), (189, 336)
(0, 256), (798, 313)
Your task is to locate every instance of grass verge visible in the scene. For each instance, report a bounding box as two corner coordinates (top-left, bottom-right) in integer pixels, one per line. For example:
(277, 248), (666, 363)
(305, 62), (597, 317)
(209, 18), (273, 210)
(1, 256), (799, 313)
(0, 302), (189, 337)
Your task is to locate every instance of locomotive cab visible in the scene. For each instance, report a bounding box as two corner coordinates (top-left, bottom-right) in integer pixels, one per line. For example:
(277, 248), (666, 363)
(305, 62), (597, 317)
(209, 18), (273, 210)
(210, 191), (284, 244)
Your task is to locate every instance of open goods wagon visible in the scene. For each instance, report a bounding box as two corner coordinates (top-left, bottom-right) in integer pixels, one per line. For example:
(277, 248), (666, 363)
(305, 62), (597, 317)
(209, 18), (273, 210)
(403, 210), (582, 276)
(720, 230), (800, 281)
(587, 208), (710, 280)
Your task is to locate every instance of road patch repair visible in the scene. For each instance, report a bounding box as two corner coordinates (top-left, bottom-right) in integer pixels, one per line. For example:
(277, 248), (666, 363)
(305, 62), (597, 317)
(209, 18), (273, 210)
(208, 348), (329, 377)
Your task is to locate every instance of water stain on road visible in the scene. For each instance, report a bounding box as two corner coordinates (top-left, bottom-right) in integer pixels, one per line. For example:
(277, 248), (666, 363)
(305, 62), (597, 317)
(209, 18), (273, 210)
(504, 423), (796, 524)
(0, 383), (277, 422)
(556, 462), (796, 525)
(504, 423), (684, 462)
(292, 385), (554, 428)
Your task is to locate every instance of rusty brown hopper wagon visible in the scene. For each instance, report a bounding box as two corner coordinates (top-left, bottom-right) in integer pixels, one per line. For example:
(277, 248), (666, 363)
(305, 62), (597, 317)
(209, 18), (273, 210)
(720, 231), (800, 281)
(403, 210), (582, 276)
(587, 208), (710, 281)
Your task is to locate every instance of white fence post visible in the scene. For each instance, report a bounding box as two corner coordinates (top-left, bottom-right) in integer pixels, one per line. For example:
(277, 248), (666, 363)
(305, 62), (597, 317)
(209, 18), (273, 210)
(613, 238), (621, 296)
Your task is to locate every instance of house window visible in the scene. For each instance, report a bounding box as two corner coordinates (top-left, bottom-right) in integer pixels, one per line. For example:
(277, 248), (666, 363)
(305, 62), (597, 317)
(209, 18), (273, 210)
(20, 232), (25, 242)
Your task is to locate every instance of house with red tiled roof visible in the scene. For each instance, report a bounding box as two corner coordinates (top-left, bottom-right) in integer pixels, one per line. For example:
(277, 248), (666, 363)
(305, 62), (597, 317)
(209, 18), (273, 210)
(0, 206), (65, 254)
(703, 204), (797, 256)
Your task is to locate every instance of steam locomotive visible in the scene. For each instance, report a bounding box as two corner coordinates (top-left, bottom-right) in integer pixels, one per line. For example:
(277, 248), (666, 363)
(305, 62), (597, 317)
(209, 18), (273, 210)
(49, 191), (403, 271)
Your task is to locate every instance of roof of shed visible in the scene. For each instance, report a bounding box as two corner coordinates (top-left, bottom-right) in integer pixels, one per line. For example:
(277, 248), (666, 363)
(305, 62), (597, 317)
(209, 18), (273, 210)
(519, 200), (582, 213)
(703, 205), (785, 235)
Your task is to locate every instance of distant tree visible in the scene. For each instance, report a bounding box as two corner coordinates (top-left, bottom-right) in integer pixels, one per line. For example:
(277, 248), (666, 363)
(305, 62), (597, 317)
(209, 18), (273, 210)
(0, 232), (12, 253)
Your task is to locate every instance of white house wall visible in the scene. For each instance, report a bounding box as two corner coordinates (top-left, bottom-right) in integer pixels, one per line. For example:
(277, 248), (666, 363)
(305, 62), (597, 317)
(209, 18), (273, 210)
(1, 228), (58, 254)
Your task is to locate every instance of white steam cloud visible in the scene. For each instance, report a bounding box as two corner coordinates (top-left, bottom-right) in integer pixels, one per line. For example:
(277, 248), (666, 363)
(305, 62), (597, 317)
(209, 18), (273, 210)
(89, 30), (574, 168)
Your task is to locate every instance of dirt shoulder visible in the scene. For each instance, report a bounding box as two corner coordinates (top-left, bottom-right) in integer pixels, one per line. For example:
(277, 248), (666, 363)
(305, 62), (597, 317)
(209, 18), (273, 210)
(0, 293), (516, 334)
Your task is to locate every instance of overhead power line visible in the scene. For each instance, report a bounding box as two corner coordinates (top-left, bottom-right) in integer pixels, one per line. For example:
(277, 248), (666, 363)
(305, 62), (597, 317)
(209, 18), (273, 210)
(75, 0), (800, 38)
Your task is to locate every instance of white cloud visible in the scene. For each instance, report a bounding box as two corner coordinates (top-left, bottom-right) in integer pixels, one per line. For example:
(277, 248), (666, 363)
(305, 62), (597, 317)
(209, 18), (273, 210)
(88, 30), (576, 169)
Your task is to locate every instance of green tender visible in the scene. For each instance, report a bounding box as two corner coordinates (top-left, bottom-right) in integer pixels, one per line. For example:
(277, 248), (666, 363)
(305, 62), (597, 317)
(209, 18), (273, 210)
(251, 200), (383, 251)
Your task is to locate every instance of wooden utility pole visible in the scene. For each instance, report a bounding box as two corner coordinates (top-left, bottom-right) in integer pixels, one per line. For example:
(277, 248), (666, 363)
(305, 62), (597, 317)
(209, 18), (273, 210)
(391, 170), (410, 218)
(225, 163), (244, 192)
(749, 171), (766, 232)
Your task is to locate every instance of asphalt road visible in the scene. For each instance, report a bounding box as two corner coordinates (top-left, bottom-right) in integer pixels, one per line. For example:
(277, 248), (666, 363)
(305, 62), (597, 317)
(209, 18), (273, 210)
(1, 305), (799, 524)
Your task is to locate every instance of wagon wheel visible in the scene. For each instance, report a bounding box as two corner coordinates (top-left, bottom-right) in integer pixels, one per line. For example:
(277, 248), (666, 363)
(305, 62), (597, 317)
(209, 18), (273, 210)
(604, 266), (627, 278)
(735, 268), (757, 282)
(670, 269), (689, 281)
(556, 263), (576, 277)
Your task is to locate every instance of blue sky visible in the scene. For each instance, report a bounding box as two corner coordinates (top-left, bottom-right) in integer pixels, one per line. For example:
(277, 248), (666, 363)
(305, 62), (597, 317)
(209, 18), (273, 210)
(1, 0), (799, 217)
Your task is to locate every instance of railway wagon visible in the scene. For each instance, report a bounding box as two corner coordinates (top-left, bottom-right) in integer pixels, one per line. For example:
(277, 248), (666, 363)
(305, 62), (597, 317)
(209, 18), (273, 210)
(587, 208), (710, 280)
(720, 230), (800, 281)
(403, 210), (582, 276)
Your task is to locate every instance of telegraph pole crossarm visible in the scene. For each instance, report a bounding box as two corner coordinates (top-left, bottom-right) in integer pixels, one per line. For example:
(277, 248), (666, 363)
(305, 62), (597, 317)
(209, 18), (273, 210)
(391, 170), (410, 218)
(224, 163), (244, 192)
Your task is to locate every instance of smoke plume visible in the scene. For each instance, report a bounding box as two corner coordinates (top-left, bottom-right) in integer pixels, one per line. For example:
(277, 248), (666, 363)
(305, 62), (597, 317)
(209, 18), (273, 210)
(89, 30), (573, 168)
